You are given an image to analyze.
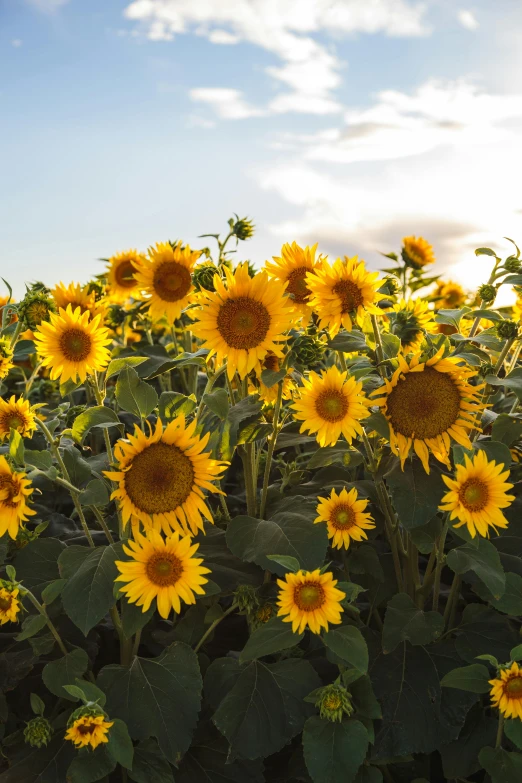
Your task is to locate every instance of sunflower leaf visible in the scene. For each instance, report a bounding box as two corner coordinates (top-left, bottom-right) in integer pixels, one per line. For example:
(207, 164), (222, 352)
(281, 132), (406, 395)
(382, 593), (444, 653)
(116, 366), (158, 419)
(302, 716), (369, 783)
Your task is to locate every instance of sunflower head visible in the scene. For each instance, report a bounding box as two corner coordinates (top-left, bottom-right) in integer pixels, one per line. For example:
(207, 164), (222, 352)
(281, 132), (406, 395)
(389, 298), (437, 353)
(52, 282), (103, 319)
(276, 569), (345, 634)
(440, 449), (514, 538)
(0, 455), (36, 539)
(0, 586), (21, 625)
(265, 242), (323, 326)
(193, 262), (219, 292)
(18, 289), (57, 330)
(24, 717), (53, 748)
(315, 684), (354, 722)
(478, 283), (496, 304)
(496, 319), (519, 340)
(290, 332), (326, 369)
(315, 486), (375, 550)
(490, 662), (522, 720)
(401, 236), (435, 269)
(230, 215), (255, 241)
(106, 249), (143, 303)
(132, 242), (201, 323)
(434, 280), (466, 309)
(0, 336), (14, 380)
(0, 396), (37, 442)
(65, 709), (114, 751)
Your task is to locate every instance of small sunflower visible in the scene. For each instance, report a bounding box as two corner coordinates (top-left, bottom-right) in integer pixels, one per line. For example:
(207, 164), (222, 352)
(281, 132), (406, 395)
(0, 336), (14, 380)
(192, 262), (294, 380)
(106, 249), (143, 302)
(315, 487), (375, 550)
(33, 305), (111, 384)
(52, 282), (103, 319)
(0, 587), (21, 625)
(276, 569), (345, 634)
(292, 365), (370, 448)
(65, 714), (114, 751)
(439, 450), (514, 538)
(0, 396), (37, 442)
(490, 662), (522, 720)
(0, 455), (36, 539)
(388, 298), (437, 352)
(133, 242), (201, 322)
(434, 280), (466, 309)
(264, 241), (323, 326)
(372, 347), (485, 473)
(251, 351), (295, 405)
(402, 236), (435, 269)
(115, 529), (210, 618)
(105, 416), (226, 536)
(306, 256), (384, 337)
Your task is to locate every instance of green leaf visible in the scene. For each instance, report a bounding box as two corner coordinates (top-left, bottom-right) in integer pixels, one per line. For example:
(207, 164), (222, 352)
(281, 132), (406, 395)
(511, 643), (522, 660)
(30, 692), (46, 716)
(61, 543), (124, 635)
(9, 429), (24, 465)
(15, 613), (48, 642)
(24, 449), (53, 472)
(158, 391), (197, 422)
(116, 366), (158, 418)
(385, 458), (446, 529)
(66, 745), (117, 782)
(42, 648), (89, 700)
(240, 616), (303, 663)
(308, 443), (364, 470)
(105, 355), (148, 380)
(218, 396), (263, 461)
(120, 596), (155, 639)
(212, 659), (320, 760)
(365, 412), (390, 440)
(106, 718), (134, 770)
(0, 734), (75, 782)
(440, 705), (496, 780)
(446, 539), (505, 600)
(98, 642), (202, 764)
(479, 747), (522, 783)
(380, 333), (400, 359)
(382, 593), (443, 653)
(492, 414), (522, 447)
(440, 664), (491, 693)
(79, 478), (110, 507)
(473, 571), (522, 615)
(177, 727), (264, 783)
(63, 678), (107, 706)
(202, 388), (229, 420)
(260, 368), (286, 388)
(322, 625), (368, 673)
(350, 675), (382, 719)
(72, 405), (122, 445)
(475, 247), (498, 257)
(485, 368), (522, 401)
(455, 606), (517, 664)
(128, 739), (174, 783)
(12, 537), (65, 598)
(475, 439), (513, 468)
(266, 554), (300, 572)
(303, 717), (369, 783)
(505, 719), (522, 750)
(328, 331), (368, 353)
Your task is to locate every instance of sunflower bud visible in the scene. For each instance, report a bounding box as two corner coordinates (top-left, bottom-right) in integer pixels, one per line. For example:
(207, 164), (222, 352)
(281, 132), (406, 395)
(316, 684), (354, 722)
(496, 320), (519, 341)
(105, 303), (127, 329)
(18, 290), (56, 330)
(193, 263), (218, 292)
(24, 717), (53, 748)
(504, 256), (521, 273)
(251, 603), (275, 629)
(230, 216), (255, 241)
(234, 584), (259, 614)
(478, 283), (496, 304)
(290, 333), (326, 368)
(379, 276), (400, 296)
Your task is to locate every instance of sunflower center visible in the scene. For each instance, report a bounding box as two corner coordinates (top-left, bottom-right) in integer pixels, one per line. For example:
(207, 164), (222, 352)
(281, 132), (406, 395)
(0, 596), (12, 611)
(315, 389), (349, 422)
(0, 475), (18, 507)
(59, 328), (92, 362)
(385, 366), (461, 440)
(217, 297), (271, 349)
(145, 552), (183, 587)
(331, 504), (356, 530)
(77, 723), (96, 736)
(115, 259), (137, 288)
(256, 604), (273, 623)
(286, 267), (311, 303)
(458, 478), (489, 511)
(124, 442), (195, 515)
(153, 261), (192, 302)
(324, 693), (342, 710)
(27, 302), (49, 325)
(294, 581), (326, 612)
(333, 280), (363, 313)
(263, 353), (280, 372)
(505, 676), (522, 697)
(2, 413), (25, 432)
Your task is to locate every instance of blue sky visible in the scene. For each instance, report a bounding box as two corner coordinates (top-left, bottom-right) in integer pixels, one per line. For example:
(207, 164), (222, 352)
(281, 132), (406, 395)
(3, 0), (522, 299)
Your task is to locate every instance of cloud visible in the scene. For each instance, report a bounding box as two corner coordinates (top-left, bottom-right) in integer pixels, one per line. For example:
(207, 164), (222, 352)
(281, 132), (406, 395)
(11, 39), (23, 47)
(190, 88), (266, 119)
(458, 10), (479, 30)
(25, 0), (69, 11)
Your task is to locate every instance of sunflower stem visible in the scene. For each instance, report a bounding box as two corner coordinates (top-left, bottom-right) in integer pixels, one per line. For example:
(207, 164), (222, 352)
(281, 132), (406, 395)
(131, 629), (142, 658)
(468, 258), (501, 338)
(337, 350), (347, 372)
(432, 521), (449, 613)
(25, 361), (43, 395)
(196, 363), (228, 422)
(9, 320), (23, 348)
(90, 505), (115, 545)
(370, 314), (385, 372)
(443, 573), (461, 631)
(194, 602), (238, 653)
(495, 712), (505, 748)
(260, 380), (284, 519)
(24, 589), (69, 656)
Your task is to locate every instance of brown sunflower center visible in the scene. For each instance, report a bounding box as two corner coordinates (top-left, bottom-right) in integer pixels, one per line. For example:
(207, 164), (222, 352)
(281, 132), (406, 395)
(263, 353), (280, 372)
(333, 280), (363, 313)
(145, 552), (183, 587)
(153, 261), (192, 302)
(115, 259), (137, 288)
(294, 581), (326, 612)
(315, 389), (349, 422)
(59, 328), (92, 362)
(458, 478), (489, 511)
(217, 297), (271, 349)
(324, 693), (342, 710)
(331, 503), (356, 530)
(77, 723), (96, 736)
(0, 475), (18, 507)
(385, 366), (461, 440)
(124, 442), (195, 515)
(1, 413), (25, 431)
(505, 676), (522, 697)
(0, 595), (12, 611)
(286, 267), (311, 304)
(256, 604), (273, 623)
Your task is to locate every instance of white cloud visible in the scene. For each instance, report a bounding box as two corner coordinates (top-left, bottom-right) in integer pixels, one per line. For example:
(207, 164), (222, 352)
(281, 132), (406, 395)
(206, 29), (240, 45)
(11, 39), (23, 47)
(190, 88), (266, 119)
(185, 114), (216, 129)
(458, 10), (479, 30)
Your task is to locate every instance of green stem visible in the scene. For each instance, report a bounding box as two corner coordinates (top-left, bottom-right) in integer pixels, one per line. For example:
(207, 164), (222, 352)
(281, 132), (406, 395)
(25, 361), (43, 395)
(90, 373), (124, 538)
(91, 505), (115, 545)
(259, 381), (284, 519)
(468, 258), (501, 338)
(337, 350), (347, 372)
(24, 589), (68, 656)
(196, 363), (228, 422)
(194, 602), (238, 653)
(443, 573), (461, 631)
(496, 712), (505, 748)
(131, 629), (142, 658)
(9, 320), (23, 348)
(432, 521), (449, 612)
(371, 314), (385, 371)
(240, 446), (256, 517)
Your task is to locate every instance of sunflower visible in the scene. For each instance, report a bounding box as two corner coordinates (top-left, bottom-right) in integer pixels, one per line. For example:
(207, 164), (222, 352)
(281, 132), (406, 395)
(434, 280), (466, 309)
(52, 282), (103, 319)
(306, 256), (384, 337)
(276, 569), (345, 634)
(106, 249), (143, 302)
(314, 487), (375, 550)
(33, 305), (111, 384)
(489, 662), (522, 720)
(192, 262), (294, 380)
(401, 236), (435, 269)
(0, 587), (21, 625)
(0, 336), (14, 380)
(388, 298), (437, 352)
(251, 351), (295, 405)
(372, 347), (485, 473)
(0, 295), (17, 324)
(0, 396), (37, 442)
(65, 714), (114, 750)
(105, 415), (226, 536)
(264, 241), (323, 326)
(0, 455), (36, 539)
(115, 529), (210, 618)
(439, 450), (514, 538)
(133, 242), (201, 322)
(292, 365), (370, 448)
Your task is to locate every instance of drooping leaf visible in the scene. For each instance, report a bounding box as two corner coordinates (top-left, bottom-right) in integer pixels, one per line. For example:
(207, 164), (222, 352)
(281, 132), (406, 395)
(116, 366), (158, 418)
(42, 649), (89, 700)
(302, 717), (369, 783)
(473, 571), (522, 615)
(440, 664), (491, 693)
(382, 593), (443, 653)
(455, 606), (518, 663)
(322, 625), (368, 673)
(385, 458), (446, 529)
(440, 705), (496, 780)
(105, 355), (149, 380)
(479, 746), (522, 783)
(71, 405), (122, 445)
(12, 538), (65, 599)
(158, 391), (197, 422)
(202, 388), (229, 420)
(240, 616), (303, 663)
(128, 739), (174, 783)
(177, 724), (264, 783)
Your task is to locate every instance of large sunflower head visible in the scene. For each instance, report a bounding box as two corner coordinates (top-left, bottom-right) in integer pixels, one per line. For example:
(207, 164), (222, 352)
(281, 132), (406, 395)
(0, 586), (21, 625)
(0, 455), (36, 539)
(133, 242), (201, 323)
(314, 487), (375, 550)
(292, 365), (370, 448)
(65, 713), (114, 750)
(0, 396), (37, 442)
(439, 450), (514, 538)
(115, 528), (210, 618)
(52, 282), (104, 319)
(192, 262), (294, 380)
(0, 336), (14, 380)
(401, 236), (435, 269)
(434, 280), (467, 309)
(490, 662), (522, 720)
(33, 305), (111, 384)
(372, 347), (485, 473)
(106, 249), (143, 303)
(105, 415), (226, 536)
(264, 242), (323, 326)
(306, 256), (384, 337)
(388, 298), (437, 353)
(276, 569), (345, 634)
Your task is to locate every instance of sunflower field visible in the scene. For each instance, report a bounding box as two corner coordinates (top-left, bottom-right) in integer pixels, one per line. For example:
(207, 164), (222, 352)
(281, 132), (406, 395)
(2, 221), (522, 783)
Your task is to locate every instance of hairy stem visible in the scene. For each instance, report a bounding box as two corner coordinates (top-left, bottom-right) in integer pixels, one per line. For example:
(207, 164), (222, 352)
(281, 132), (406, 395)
(194, 603), (238, 653)
(260, 380), (284, 519)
